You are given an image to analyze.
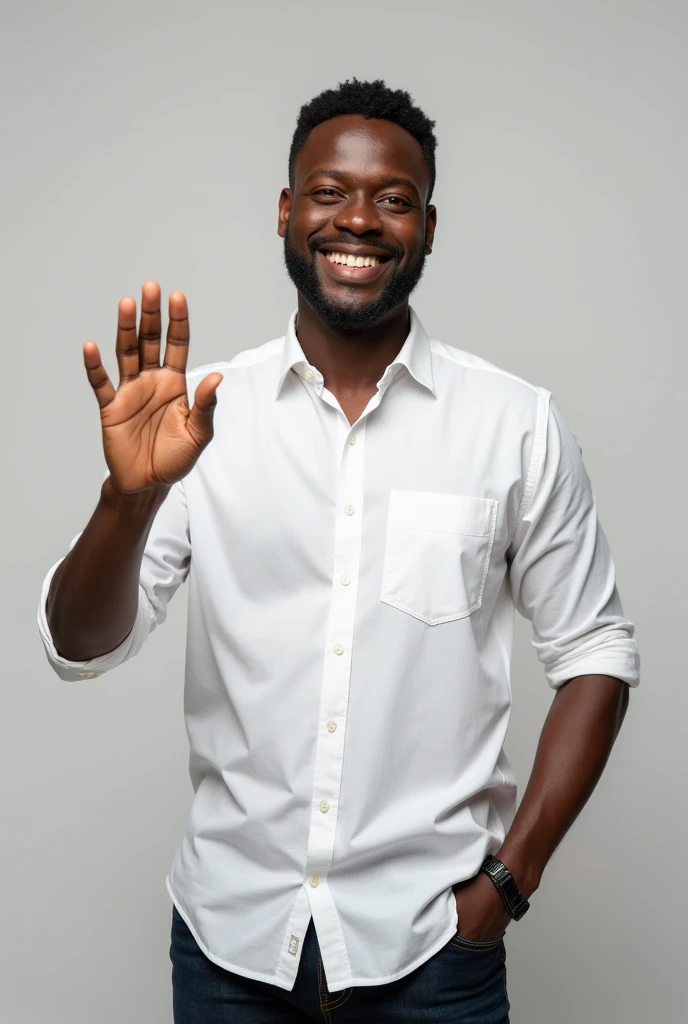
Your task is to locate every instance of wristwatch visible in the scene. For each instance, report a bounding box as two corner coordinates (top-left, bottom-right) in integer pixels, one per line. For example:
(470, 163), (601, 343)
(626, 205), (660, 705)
(479, 855), (530, 921)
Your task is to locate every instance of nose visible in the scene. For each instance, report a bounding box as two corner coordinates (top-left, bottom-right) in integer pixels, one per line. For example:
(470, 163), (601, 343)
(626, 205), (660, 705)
(332, 192), (383, 236)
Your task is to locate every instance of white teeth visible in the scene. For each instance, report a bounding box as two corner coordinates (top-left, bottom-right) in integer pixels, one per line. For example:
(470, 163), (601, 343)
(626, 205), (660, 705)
(325, 252), (380, 267)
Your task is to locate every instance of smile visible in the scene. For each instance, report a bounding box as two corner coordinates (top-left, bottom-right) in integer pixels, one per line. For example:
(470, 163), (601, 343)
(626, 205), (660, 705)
(325, 251), (383, 267)
(316, 249), (393, 284)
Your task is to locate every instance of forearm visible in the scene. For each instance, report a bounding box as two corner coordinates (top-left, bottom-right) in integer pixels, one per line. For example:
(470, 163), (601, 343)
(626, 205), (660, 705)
(495, 673), (630, 899)
(46, 475), (169, 661)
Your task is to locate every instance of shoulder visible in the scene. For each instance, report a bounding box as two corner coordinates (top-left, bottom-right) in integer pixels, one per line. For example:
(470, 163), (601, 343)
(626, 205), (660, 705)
(430, 337), (547, 399)
(430, 337), (551, 417)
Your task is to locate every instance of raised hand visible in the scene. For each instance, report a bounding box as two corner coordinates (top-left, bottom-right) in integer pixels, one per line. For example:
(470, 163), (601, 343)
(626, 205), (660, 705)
(83, 282), (222, 495)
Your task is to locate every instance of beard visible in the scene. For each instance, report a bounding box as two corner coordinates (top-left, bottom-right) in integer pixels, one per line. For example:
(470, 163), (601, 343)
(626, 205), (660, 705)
(283, 226), (427, 331)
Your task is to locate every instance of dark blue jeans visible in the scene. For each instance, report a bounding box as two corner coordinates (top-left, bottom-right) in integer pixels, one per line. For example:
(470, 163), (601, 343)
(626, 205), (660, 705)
(170, 905), (510, 1023)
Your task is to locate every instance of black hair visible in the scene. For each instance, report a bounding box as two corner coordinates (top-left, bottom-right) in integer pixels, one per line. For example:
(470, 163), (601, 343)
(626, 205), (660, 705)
(288, 78), (438, 204)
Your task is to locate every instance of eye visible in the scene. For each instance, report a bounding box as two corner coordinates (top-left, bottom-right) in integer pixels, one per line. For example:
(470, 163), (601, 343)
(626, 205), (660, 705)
(311, 188), (341, 199)
(380, 195), (412, 208)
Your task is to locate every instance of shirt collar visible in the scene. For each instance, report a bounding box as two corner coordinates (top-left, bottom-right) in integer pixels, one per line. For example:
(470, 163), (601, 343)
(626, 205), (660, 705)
(274, 306), (436, 400)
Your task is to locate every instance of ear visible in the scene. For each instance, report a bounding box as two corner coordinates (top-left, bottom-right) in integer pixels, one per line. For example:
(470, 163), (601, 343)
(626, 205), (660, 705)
(277, 187), (292, 238)
(424, 204), (437, 255)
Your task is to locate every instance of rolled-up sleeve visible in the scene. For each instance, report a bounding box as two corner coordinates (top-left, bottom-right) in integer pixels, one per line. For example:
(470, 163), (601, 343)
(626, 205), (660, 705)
(37, 476), (190, 682)
(507, 393), (640, 689)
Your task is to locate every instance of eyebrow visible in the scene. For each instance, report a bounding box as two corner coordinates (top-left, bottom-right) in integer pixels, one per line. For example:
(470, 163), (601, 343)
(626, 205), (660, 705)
(302, 168), (422, 202)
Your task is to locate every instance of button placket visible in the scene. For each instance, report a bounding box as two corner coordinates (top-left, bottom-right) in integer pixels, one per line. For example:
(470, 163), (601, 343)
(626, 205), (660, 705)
(304, 417), (366, 901)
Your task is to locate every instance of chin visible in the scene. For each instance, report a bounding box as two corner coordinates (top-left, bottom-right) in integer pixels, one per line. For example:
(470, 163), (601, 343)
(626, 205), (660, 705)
(315, 302), (393, 332)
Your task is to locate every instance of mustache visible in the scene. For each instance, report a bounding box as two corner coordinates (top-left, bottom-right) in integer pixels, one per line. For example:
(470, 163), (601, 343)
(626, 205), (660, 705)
(307, 235), (403, 261)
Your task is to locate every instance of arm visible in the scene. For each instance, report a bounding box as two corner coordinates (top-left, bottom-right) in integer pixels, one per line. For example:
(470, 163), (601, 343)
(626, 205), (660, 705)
(46, 477), (170, 661)
(38, 475), (191, 680)
(454, 394), (639, 939)
(39, 282), (221, 671)
(505, 394), (639, 900)
(497, 672), (630, 900)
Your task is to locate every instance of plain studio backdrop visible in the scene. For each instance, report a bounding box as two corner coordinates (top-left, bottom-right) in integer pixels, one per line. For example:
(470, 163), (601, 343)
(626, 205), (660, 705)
(1, 2), (685, 1022)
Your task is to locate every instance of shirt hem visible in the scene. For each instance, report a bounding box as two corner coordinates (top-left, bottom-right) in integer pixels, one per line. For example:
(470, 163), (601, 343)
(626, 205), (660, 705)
(166, 875), (460, 992)
(323, 922), (459, 991)
(166, 875), (299, 991)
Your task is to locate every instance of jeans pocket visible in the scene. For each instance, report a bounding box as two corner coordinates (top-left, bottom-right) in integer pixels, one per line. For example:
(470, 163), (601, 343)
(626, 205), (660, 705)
(449, 931), (505, 953)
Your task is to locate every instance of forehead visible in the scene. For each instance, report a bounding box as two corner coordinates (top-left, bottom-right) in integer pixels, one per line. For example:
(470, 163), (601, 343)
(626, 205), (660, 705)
(294, 114), (429, 196)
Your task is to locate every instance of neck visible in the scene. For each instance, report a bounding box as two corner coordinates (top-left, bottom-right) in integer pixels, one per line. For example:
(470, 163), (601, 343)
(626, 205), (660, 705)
(295, 296), (411, 396)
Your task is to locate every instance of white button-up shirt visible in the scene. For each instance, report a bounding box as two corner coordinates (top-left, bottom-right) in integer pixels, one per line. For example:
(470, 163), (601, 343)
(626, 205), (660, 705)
(37, 307), (640, 992)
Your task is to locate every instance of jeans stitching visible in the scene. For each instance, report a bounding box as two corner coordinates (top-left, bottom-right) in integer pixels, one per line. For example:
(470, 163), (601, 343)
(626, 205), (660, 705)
(502, 940), (510, 1011)
(317, 954), (332, 1023)
(450, 934), (503, 952)
(322, 987), (353, 1011)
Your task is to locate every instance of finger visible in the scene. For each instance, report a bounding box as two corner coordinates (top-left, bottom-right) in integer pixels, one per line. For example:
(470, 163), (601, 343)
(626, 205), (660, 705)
(187, 372), (223, 446)
(83, 340), (116, 409)
(162, 291), (190, 375)
(115, 296), (139, 385)
(138, 280), (162, 372)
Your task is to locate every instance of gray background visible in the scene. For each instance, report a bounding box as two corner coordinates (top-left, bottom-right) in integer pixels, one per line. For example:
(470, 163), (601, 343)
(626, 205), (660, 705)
(2, 1), (685, 1021)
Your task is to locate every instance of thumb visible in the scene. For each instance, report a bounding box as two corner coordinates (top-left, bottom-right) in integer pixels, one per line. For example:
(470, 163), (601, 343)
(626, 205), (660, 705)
(187, 372), (223, 445)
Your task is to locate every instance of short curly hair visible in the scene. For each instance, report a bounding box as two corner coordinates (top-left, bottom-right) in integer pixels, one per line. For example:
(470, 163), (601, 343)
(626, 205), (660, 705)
(288, 78), (438, 204)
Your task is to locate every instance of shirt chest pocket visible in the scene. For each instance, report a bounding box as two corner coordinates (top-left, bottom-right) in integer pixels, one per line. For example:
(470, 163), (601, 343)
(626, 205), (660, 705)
(380, 490), (499, 625)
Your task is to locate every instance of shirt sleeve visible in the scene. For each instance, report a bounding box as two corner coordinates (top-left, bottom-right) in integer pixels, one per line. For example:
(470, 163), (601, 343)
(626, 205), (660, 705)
(507, 392), (640, 690)
(37, 474), (190, 682)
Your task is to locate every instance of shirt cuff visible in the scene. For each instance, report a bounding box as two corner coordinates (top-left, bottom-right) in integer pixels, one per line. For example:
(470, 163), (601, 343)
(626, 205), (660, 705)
(37, 557), (154, 681)
(544, 633), (640, 690)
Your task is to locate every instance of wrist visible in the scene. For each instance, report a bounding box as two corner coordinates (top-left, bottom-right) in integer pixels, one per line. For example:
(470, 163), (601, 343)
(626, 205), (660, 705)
(492, 847), (541, 903)
(101, 474), (171, 516)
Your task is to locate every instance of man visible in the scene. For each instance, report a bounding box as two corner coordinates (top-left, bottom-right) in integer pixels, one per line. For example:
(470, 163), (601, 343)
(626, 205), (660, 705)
(38, 79), (640, 1023)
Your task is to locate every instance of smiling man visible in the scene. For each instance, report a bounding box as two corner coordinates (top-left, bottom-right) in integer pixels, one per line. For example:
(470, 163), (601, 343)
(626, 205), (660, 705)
(38, 79), (639, 1023)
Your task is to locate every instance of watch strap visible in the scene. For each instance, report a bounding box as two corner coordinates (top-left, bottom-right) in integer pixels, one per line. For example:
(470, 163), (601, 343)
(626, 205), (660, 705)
(479, 855), (530, 921)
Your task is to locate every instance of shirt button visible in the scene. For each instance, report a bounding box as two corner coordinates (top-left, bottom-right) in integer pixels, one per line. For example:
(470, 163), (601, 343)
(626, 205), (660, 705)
(345, 504), (355, 515)
(333, 643), (344, 655)
(305, 369), (315, 380)
(348, 435), (356, 445)
(319, 799), (330, 813)
(326, 720), (337, 733)
(309, 874), (320, 887)
(340, 574), (351, 586)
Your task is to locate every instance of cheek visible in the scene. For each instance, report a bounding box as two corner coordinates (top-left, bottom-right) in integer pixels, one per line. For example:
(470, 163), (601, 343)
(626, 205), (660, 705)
(402, 233), (427, 266)
(295, 202), (331, 232)
(401, 223), (426, 249)
(288, 220), (323, 256)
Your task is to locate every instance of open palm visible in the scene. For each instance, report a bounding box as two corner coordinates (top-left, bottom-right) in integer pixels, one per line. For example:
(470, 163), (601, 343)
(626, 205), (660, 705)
(83, 283), (222, 494)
